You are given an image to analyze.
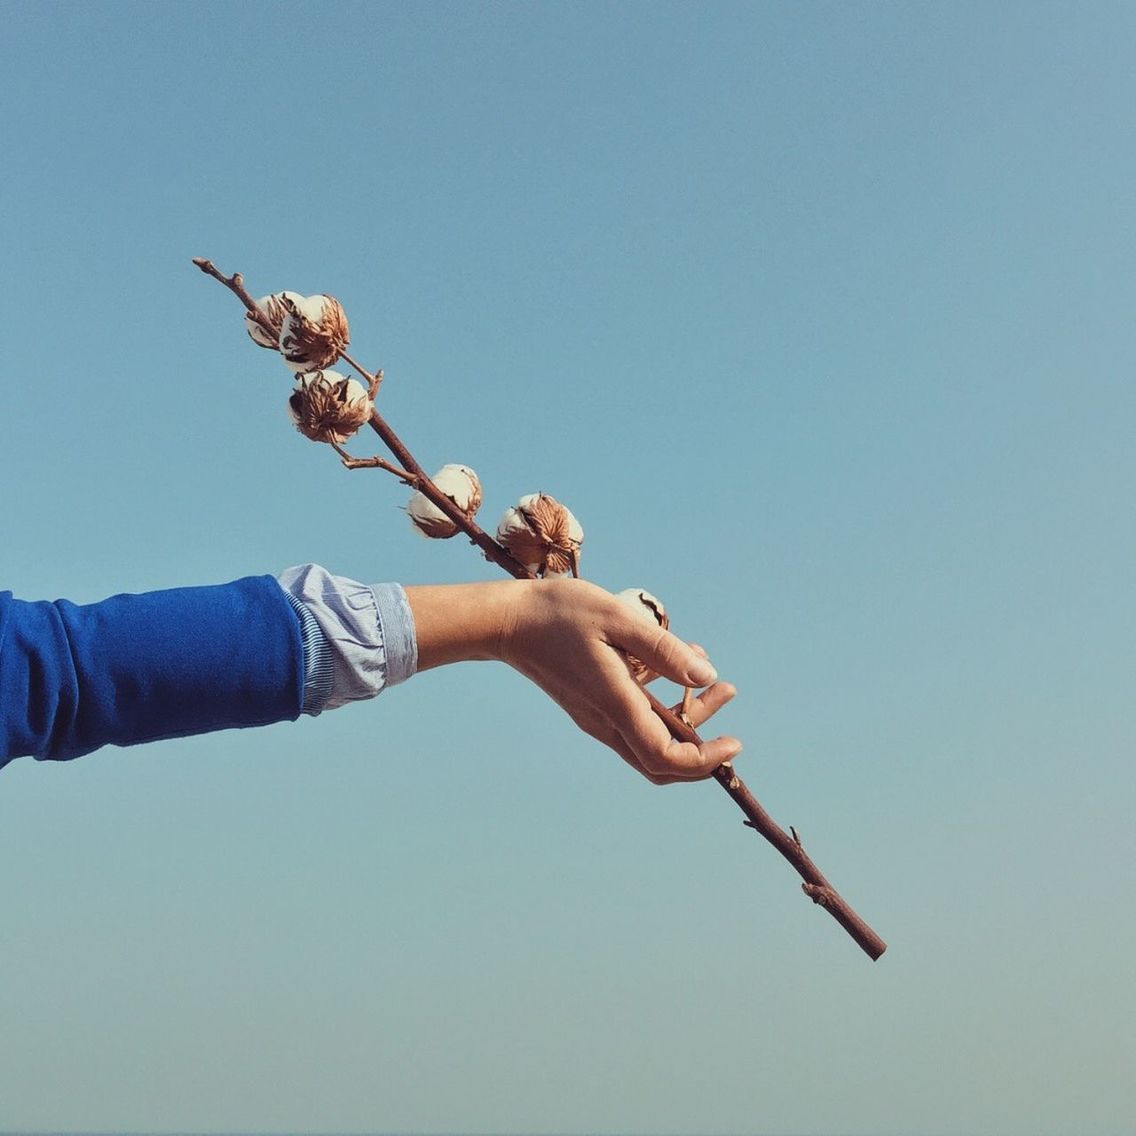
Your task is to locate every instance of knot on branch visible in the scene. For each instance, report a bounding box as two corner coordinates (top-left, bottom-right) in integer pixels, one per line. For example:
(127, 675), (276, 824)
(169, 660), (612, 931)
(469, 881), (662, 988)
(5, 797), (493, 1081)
(715, 761), (740, 791)
(802, 883), (837, 907)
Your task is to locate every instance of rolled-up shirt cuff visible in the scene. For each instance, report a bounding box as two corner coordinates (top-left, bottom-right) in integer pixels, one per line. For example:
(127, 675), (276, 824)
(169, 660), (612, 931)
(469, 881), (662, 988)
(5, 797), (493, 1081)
(370, 582), (417, 687)
(276, 564), (418, 715)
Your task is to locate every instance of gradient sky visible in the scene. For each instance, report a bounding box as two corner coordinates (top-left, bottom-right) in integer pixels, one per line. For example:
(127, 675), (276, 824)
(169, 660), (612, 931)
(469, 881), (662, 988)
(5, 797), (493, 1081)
(1, 3), (1133, 1134)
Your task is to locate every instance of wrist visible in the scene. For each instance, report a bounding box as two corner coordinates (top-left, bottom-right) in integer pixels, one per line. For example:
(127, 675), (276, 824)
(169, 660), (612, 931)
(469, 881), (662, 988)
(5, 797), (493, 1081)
(404, 580), (530, 671)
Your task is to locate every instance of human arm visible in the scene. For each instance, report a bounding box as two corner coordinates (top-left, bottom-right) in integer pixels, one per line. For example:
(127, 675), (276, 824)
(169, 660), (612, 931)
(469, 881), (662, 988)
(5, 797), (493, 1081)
(0, 569), (738, 782)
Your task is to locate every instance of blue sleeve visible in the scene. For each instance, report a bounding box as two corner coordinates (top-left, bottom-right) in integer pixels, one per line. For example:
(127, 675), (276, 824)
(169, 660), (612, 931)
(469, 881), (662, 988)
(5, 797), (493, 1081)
(0, 576), (305, 769)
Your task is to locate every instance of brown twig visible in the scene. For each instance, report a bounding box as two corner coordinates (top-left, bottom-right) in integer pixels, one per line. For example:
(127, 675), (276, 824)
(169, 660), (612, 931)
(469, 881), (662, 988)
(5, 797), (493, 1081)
(341, 455), (416, 478)
(192, 257), (276, 341)
(363, 407), (536, 577)
(646, 688), (886, 960)
(329, 349), (535, 577)
(331, 442), (416, 480)
(194, 257), (887, 961)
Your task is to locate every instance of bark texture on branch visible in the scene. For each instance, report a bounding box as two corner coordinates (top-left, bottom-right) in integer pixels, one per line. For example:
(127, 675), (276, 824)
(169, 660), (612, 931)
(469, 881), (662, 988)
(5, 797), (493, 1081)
(194, 256), (888, 961)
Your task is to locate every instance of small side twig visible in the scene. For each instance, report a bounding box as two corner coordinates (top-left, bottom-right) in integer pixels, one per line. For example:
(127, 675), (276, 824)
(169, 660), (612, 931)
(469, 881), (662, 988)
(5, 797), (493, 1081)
(332, 444), (417, 481)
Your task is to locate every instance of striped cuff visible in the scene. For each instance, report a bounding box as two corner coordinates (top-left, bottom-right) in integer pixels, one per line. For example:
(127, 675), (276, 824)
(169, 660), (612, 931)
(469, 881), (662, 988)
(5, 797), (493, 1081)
(369, 582), (418, 688)
(276, 564), (418, 714)
(283, 589), (335, 715)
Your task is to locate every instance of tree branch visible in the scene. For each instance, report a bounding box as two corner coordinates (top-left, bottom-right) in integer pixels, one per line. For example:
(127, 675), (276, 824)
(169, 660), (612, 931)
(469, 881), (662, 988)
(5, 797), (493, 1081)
(192, 257), (277, 341)
(645, 689), (885, 960)
(194, 256), (887, 961)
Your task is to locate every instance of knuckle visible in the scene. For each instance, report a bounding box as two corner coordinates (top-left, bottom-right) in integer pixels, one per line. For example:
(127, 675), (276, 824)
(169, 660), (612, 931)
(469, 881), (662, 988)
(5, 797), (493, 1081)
(649, 626), (681, 665)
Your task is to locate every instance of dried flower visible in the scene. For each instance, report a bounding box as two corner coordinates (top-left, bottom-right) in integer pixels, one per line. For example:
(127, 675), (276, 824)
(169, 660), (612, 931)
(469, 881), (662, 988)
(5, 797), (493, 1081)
(408, 464), (483, 539)
(245, 291), (303, 349)
(287, 370), (372, 444)
(279, 294), (350, 372)
(614, 587), (669, 682)
(496, 493), (583, 576)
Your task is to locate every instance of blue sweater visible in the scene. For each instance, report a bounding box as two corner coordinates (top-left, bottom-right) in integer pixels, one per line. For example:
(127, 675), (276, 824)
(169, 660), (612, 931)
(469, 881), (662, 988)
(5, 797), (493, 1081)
(0, 576), (304, 769)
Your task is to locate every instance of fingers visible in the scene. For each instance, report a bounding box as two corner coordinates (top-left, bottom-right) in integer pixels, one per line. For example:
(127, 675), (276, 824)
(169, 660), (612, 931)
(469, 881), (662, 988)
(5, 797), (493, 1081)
(587, 719), (728, 786)
(505, 580), (741, 785)
(671, 681), (737, 729)
(611, 617), (718, 690)
(638, 732), (743, 784)
(549, 651), (740, 784)
(595, 654), (741, 781)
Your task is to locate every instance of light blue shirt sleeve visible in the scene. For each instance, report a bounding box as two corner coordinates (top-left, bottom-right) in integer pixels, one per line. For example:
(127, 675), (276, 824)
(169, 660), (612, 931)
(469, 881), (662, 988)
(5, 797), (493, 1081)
(276, 564), (418, 715)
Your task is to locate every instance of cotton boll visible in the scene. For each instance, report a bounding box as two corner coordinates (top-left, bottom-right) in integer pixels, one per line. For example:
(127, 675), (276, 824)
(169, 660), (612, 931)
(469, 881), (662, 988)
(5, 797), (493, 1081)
(279, 294), (350, 372)
(287, 370), (372, 444)
(245, 291), (303, 349)
(614, 587), (669, 683)
(408, 464), (483, 539)
(614, 587), (669, 629)
(496, 493), (583, 576)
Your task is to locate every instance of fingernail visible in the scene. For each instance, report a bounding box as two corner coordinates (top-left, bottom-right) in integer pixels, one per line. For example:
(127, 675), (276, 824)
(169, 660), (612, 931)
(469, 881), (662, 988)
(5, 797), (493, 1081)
(690, 660), (718, 686)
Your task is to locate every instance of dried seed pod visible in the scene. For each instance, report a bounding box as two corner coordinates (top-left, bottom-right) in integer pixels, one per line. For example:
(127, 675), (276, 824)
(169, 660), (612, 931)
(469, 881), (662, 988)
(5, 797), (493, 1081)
(287, 370), (372, 444)
(496, 493), (584, 576)
(279, 294), (350, 372)
(245, 291), (303, 349)
(614, 587), (670, 682)
(408, 464), (483, 539)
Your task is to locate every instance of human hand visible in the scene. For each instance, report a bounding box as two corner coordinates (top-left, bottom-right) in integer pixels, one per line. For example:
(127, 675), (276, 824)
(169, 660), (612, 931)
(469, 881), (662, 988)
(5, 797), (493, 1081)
(405, 578), (740, 784)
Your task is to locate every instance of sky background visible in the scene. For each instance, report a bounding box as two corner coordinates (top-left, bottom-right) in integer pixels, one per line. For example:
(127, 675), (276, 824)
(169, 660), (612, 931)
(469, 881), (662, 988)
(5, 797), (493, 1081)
(1, 2), (1133, 1134)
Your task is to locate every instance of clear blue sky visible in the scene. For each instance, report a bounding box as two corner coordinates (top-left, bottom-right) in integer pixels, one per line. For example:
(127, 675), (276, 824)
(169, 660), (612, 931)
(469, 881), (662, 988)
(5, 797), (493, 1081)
(1, 3), (1133, 1134)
